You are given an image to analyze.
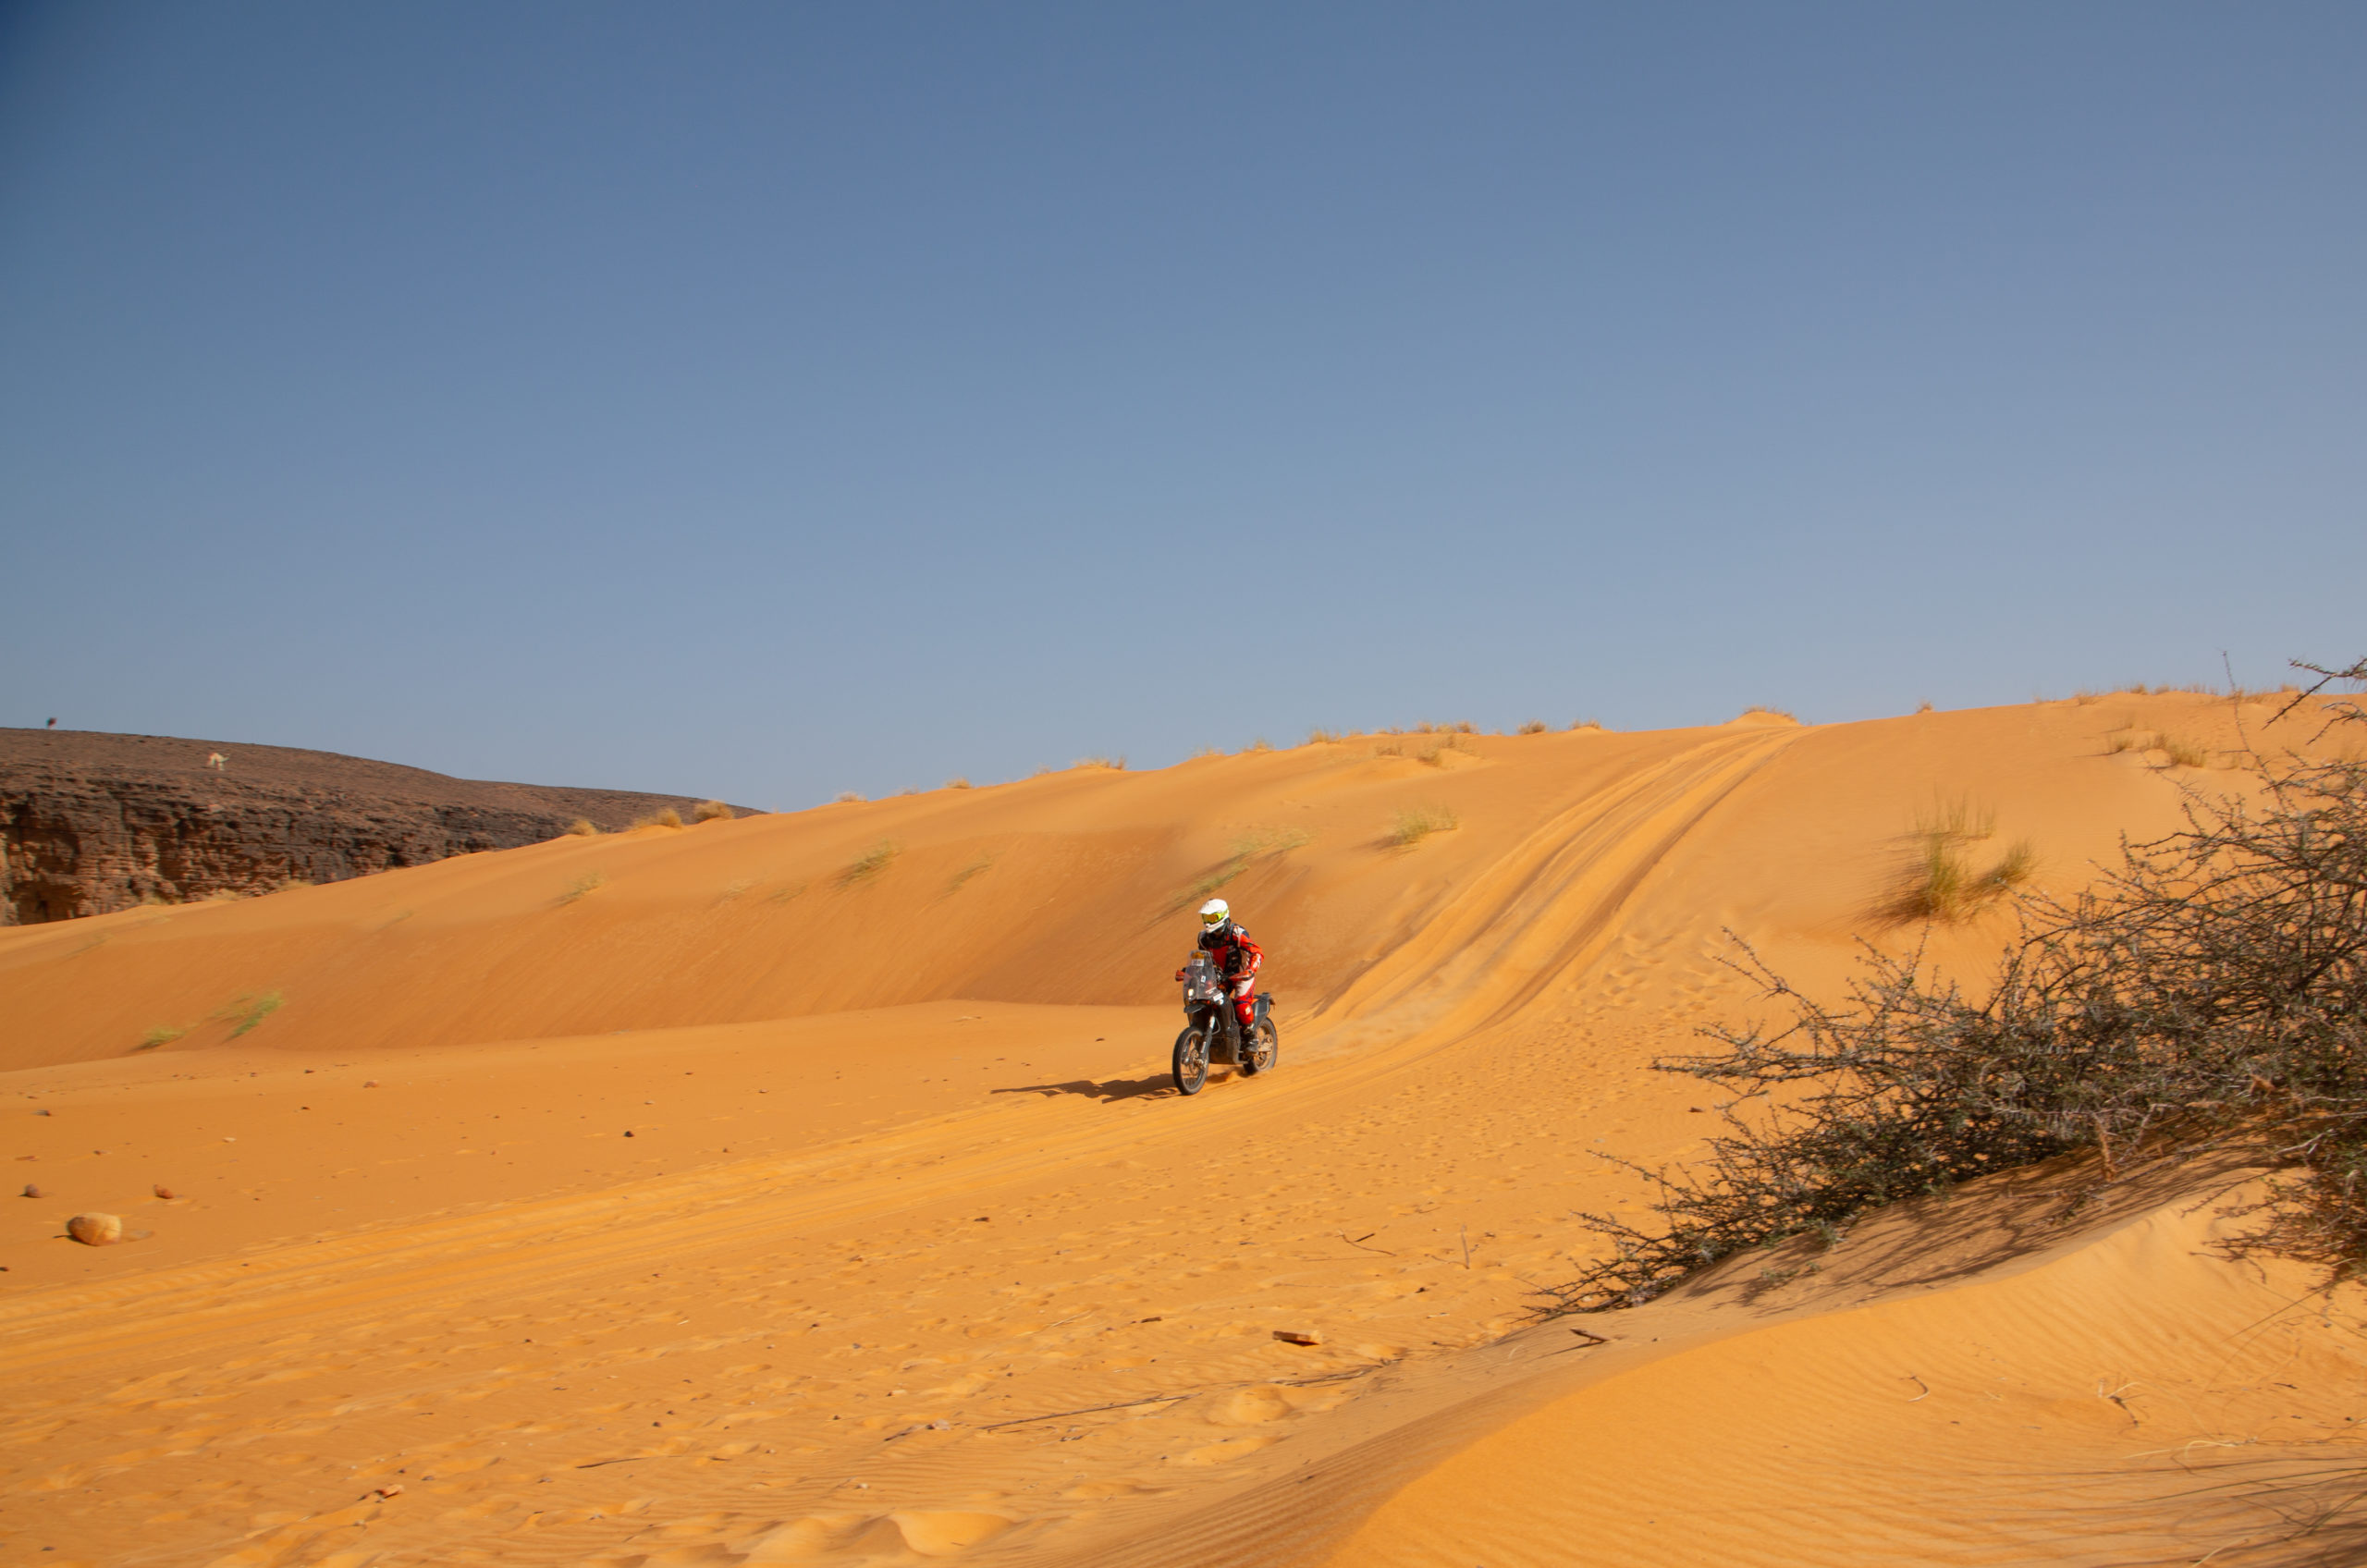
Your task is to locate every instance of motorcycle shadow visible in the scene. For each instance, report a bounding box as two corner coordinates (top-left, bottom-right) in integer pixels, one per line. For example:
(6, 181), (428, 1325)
(992, 1072), (1189, 1102)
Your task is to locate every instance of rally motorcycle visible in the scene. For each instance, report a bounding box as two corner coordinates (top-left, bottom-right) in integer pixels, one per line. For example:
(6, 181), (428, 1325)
(1172, 951), (1278, 1096)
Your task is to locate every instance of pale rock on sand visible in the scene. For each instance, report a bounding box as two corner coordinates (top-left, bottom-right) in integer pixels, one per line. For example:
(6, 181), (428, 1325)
(66, 1211), (121, 1244)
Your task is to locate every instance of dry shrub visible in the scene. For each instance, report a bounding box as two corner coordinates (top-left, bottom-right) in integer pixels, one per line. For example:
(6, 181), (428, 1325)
(1570, 717), (1606, 732)
(1306, 727), (1342, 744)
(2105, 729), (2155, 754)
(1739, 704), (1798, 723)
(1073, 755), (1126, 770)
(1415, 733), (1473, 768)
(693, 799), (734, 823)
(1914, 699), (1935, 715)
(632, 807), (684, 830)
(1541, 656), (2367, 1316)
(2160, 733), (2211, 769)
(560, 872), (606, 903)
(833, 790), (865, 803)
(839, 840), (901, 887)
(946, 777), (973, 790)
(1390, 804), (1461, 848)
(561, 817), (599, 837)
(1516, 719), (1549, 735)
(1249, 737), (1273, 753)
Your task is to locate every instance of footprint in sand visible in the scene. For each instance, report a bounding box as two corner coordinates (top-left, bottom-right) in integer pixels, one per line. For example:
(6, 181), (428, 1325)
(1171, 1434), (1275, 1466)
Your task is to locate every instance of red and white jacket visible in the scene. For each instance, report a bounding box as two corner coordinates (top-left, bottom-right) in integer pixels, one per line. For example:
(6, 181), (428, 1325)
(1196, 920), (1263, 987)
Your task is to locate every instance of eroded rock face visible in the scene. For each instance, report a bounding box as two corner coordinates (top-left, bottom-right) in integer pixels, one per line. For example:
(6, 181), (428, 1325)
(0, 729), (750, 925)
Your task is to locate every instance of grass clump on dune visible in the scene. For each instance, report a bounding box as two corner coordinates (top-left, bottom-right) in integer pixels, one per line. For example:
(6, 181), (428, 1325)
(945, 777), (972, 790)
(560, 817), (599, 837)
(632, 807), (684, 829)
(1178, 826), (1312, 906)
(215, 990), (283, 1039)
(559, 871), (606, 904)
(1516, 719), (1549, 735)
(839, 840), (901, 888)
(1542, 655), (2367, 1316)
(1887, 800), (2034, 924)
(693, 799), (734, 823)
(1390, 804), (1461, 848)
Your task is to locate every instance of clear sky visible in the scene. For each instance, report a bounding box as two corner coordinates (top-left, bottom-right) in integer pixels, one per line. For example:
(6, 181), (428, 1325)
(3, 3), (2361, 808)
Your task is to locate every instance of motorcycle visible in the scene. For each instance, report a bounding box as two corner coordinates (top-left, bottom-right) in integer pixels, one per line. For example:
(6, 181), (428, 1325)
(1172, 951), (1278, 1096)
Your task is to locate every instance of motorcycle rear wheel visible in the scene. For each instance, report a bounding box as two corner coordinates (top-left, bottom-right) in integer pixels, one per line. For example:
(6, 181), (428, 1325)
(1242, 1018), (1280, 1076)
(1172, 1026), (1210, 1096)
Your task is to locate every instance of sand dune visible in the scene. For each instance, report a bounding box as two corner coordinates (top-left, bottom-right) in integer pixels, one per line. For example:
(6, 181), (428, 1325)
(3, 694), (2357, 1567)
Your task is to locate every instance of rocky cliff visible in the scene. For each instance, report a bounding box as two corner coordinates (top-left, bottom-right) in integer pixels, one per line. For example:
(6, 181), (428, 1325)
(0, 729), (753, 925)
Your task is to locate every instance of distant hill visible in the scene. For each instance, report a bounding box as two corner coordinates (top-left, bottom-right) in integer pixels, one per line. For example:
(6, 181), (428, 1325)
(0, 728), (754, 924)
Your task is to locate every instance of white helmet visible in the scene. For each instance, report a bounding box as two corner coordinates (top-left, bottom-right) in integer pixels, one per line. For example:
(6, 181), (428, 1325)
(1199, 898), (1231, 930)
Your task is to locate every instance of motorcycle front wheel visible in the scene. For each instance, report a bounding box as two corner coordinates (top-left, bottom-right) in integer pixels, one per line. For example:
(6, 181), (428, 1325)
(1242, 1018), (1280, 1076)
(1172, 1026), (1210, 1096)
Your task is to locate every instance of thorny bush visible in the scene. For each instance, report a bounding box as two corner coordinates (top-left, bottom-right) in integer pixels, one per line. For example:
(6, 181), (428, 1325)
(1541, 658), (2367, 1316)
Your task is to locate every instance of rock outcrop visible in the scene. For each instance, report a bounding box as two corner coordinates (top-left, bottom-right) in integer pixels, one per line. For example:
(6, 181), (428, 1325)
(0, 728), (752, 925)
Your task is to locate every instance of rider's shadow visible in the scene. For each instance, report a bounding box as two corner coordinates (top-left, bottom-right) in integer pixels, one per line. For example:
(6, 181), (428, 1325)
(993, 1073), (1177, 1102)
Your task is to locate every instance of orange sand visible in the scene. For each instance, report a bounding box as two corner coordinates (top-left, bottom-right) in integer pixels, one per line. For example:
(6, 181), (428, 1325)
(3, 694), (2359, 1567)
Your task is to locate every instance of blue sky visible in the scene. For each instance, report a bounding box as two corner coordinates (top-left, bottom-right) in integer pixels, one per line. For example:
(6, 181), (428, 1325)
(3, 3), (2361, 808)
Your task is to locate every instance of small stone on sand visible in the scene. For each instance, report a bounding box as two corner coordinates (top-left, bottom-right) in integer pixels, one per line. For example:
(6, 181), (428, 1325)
(21, 1183), (43, 1199)
(153, 1184), (177, 1200)
(67, 1212), (123, 1246)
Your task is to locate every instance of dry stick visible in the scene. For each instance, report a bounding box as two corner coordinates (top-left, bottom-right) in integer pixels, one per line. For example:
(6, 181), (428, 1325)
(1341, 1231), (1395, 1256)
(1460, 1225), (1471, 1270)
(977, 1394), (1188, 1429)
(574, 1456), (674, 1470)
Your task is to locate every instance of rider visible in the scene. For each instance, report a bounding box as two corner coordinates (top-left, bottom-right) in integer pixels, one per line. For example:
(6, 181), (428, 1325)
(1180, 898), (1263, 1039)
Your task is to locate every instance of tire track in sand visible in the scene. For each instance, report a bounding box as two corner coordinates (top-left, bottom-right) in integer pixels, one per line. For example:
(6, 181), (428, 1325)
(1312, 726), (1800, 1047)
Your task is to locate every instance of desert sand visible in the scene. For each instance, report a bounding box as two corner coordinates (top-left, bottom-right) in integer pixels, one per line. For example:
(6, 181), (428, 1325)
(3, 694), (2361, 1567)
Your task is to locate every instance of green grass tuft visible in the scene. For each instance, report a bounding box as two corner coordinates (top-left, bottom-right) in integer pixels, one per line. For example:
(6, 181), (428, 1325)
(839, 840), (901, 887)
(218, 991), (283, 1038)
